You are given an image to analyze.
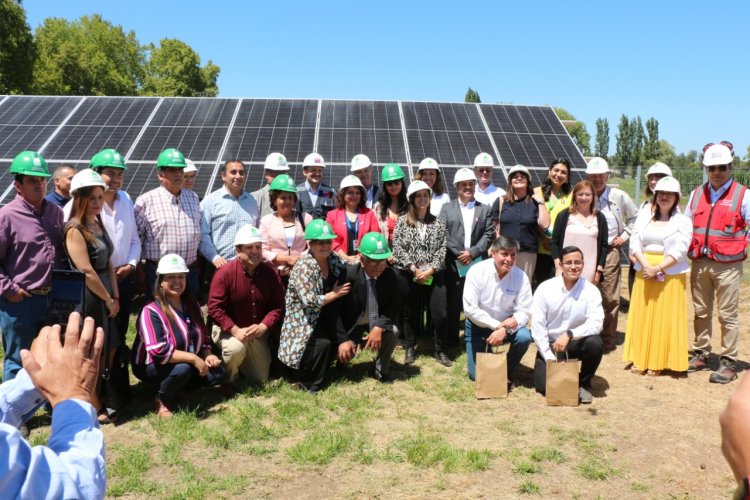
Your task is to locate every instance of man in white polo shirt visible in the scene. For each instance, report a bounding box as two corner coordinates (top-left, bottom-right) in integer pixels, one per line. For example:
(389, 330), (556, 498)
(473, 152), (506, 206)
(351, 154), (378, 209)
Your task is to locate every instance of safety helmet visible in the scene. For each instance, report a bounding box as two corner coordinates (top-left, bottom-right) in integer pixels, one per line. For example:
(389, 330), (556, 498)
(234, 224), (263, 246)
(406, 180), (432, 198)
(264, 152), (289, 171)
(269, 174), (297, 193)
(183, 159), (198, 173)
(351, 154), (372, 172)
(417, 157), (439, 172)
(381, 163), (405, 182)
(90, 148), (127, 170)
(9, 151), (50, 177)
(156, 254), (189, 275)
(70, 169), (107, 195)
(156, 148), (187, 169)
(703, 144), (733, 167)
(358, 232), (392, 260)
(653, 176), (681, 195)
(340, 175), (365, 191)
(646, 162), (672, 178)
(303, 152), (326, 168)
(585, 157), (610, 174)
(473, 152), (495, 168)
(304, 219), (336, 240)
(453, 167), (477, 186)
(507, 164), (531, 180)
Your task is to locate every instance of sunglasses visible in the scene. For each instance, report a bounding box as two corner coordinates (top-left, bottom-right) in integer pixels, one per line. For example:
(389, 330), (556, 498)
(475, 167), (492, 173)
(707, 165), (729, 172)
(703, 141), (734, 153)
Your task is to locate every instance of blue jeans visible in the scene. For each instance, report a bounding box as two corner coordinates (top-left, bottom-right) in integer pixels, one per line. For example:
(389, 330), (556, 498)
(132, 362), (225, 406)
(465, 320), (532, 381)
(0, 295), (50, 382)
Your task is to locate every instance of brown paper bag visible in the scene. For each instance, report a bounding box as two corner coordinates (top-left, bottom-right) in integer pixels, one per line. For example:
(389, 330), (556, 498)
(475, 347), (508, 399)
(545, 356), (580, 406)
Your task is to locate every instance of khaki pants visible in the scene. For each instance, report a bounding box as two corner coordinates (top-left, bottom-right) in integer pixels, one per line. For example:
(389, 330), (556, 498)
(515, 251), (537, 283)
(690, 259), (742, 360)
(598, 246), (621, 350)
(211, 325), (271, 383)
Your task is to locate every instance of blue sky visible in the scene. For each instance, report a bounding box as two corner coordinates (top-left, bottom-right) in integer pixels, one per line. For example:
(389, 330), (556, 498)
(24, 0), (749, 157)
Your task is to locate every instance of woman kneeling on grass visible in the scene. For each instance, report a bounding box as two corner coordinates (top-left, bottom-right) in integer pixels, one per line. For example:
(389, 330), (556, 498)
(132, 254), (229, 417)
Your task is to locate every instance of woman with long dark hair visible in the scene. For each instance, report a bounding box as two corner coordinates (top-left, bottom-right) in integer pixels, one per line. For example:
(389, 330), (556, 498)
(533, 159), (573, 287)
(372, 163), (408, 247)
(414, 158), (450, 217)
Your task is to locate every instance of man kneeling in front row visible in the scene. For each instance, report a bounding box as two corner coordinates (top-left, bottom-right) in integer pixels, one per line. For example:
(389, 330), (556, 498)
(531, 246), (603, 404)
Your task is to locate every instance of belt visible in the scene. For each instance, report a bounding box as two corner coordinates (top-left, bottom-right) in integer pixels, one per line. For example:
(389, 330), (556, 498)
(29, 286), (51, 296)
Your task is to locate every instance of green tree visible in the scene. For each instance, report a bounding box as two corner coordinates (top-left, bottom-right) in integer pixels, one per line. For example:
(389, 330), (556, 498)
(0, 0), (35, 94)
(32, 15), (144, 95)
(642, 117), (661, 163)
(142, 38), (219, 97)
(594, 118), (609, 158)
(656, 139), (675, 166)
(614, 114), (632, 167)
(629, 116), (645, 167)
(464, 87), (481, 103)
(553, 107), (591, 156)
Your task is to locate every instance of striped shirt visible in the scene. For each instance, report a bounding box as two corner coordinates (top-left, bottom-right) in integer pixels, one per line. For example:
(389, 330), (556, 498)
(133, 301), (210, 365)
(199, 186), (259, 263)
(134, 186), (201, 265)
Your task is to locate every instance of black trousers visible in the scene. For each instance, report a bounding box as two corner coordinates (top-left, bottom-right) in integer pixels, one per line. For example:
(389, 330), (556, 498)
(401, 270), (447, 352)
(132, 362), (225, 406)
(533, 253), (556, 291)
(442, 267), (465, 349)
(534, 335), (603, 395)
(294, 333), (335, 392)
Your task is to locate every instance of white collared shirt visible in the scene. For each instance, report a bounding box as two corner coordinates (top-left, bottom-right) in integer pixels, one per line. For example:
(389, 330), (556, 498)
(463, 259), (531, 331)
(531, 275), (603, 361)
(458, 199), (476, 249)
(365, 185), (375, 209)
(474, 183), (506, 206)
(305, 180), (320, 207)
(597, 187), (618, 244)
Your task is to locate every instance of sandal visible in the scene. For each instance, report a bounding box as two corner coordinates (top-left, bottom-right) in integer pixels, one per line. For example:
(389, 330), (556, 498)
(630, 365), (645, 375)
(97, 408), (118, 425)
(646, 370), (662, 377)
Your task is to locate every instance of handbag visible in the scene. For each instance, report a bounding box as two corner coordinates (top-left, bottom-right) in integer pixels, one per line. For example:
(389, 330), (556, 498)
(475, 344), (508, 399)
(545, 351), (580, 406)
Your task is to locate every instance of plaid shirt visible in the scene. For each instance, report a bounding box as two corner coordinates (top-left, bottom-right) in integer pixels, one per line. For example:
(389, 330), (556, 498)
(199, 186), (259, 263)
(135, 186), (201, 265)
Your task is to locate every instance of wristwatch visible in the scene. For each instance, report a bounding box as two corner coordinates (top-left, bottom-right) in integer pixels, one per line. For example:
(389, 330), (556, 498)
(565, 330), (573, 339)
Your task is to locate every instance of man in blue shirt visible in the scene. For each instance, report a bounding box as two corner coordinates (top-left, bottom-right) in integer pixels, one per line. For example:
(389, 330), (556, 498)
(0, 312), (106, 499)
(44, 165), (75, 208)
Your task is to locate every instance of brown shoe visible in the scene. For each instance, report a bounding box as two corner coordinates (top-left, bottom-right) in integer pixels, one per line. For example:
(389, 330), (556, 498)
(154, 396), (173, 418)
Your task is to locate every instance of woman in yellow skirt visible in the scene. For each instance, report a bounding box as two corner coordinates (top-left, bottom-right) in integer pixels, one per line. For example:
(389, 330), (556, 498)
(624, 176), (692, 375)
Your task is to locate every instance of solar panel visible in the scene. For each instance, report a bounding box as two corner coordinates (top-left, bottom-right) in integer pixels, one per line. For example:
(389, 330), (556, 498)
(0, 96), (81, 127)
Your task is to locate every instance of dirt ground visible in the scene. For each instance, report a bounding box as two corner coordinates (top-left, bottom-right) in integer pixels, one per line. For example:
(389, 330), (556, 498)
(33, 270), (750, 499)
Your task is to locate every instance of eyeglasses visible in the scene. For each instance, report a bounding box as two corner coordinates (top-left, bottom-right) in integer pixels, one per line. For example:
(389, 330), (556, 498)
(703, 141), (734, 153)
(656, 191), (676, 197)
(475, 167), (492, 173)
(707, 165), (729, 172)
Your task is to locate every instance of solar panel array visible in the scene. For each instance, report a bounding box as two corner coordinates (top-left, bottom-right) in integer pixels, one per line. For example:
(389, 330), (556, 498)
(0, 96), (586, 204)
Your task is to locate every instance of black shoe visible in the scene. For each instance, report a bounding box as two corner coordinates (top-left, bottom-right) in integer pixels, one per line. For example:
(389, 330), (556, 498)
(709, 358), (738, 384)
(434, 351), (453, 367)
(404, 347), (416, 365)
(371, 369), (393, 383)
(19, 424), (29, 438)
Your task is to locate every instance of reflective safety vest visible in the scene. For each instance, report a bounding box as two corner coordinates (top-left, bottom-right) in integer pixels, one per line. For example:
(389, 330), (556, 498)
(688, 180), (748, 262)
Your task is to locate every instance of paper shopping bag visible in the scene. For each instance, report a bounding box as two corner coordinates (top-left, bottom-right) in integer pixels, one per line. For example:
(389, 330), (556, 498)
(545, 357), (580, 406)
(475, 349), (508, 399)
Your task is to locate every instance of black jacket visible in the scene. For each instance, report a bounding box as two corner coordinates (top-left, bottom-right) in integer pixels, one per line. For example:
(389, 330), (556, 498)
(551, 209), (608, 269)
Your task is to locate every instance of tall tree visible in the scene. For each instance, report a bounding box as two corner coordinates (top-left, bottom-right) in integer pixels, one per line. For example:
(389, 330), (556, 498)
(142, 38), (219, 97)
(32, 15), (144, 95)
(594, 118), (609, 158)
(642, 117), (661, 163)
(553, 107), (591, 156)
(464, 87), (481, 103)
(0, 0), (35, 94)
(629, 116), (645, 167)
(614, 114), (632, 167)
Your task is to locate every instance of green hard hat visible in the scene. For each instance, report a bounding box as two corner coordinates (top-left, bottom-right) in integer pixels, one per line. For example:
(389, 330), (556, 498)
(156, 148), (187, 169)
(358, 232), (392, 260)
(381, 163), (404, 182)
(90, 148), (127, 170)
(304, 219), (336, 241)
(269, 174), (297, 193)
(9, 151), (50, 177)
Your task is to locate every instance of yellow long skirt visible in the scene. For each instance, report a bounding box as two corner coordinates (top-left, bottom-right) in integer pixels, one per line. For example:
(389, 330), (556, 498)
(623, 252), (688, 372)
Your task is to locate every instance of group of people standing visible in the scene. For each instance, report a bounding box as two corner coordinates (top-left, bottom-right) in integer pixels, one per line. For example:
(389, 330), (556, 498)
(0, 140), (746, 424)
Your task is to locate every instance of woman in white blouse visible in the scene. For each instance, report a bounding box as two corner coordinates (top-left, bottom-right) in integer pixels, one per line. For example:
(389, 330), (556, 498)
(623, 176), (692, 375)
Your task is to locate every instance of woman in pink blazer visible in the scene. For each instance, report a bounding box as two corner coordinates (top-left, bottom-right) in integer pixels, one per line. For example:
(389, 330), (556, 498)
(326, 175), (379, 263)
(259, 174), (313, 278)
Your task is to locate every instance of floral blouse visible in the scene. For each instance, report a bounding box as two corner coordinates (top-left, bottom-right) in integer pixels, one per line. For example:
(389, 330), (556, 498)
(391, 215), (447, 273)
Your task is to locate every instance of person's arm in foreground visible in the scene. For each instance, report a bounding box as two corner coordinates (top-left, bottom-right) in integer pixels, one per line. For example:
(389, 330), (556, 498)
(720, 372), (750, 498)
(0, 313), (107, 500)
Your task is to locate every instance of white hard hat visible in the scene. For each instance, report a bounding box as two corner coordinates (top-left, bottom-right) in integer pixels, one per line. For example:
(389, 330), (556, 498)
(350, 154), (372, 172)
(303, 152), (326, 168)
(340, 175), (364, 190)
(417, 157), (439, 172)
(507, 164), (531, 179)
(646, 162), (672, 177)
(703, 144), (733, 166)
(653, 176), (681, 195)
(586, 157), (610, 174)
(234, 224), (263, 246)
(406, 180), (432, 198)
(156, 254), (189, 275)
(70, 169), (107, 195)
(264, 152), (289, 171)
(183, 159), (198, 173)
(473, 152), (495, 168)
(453, 167), (477, 186)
